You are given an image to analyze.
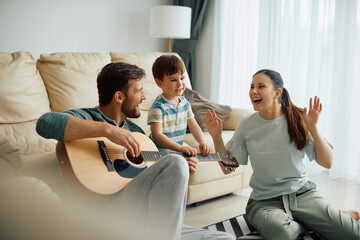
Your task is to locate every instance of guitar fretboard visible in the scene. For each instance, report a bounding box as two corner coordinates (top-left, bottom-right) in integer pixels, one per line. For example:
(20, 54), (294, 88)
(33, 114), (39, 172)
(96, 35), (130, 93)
(141, 151), (220, 162)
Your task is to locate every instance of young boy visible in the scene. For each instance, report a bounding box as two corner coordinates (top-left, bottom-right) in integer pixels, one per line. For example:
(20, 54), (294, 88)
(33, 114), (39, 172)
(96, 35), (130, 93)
(148, 54), (212, 156)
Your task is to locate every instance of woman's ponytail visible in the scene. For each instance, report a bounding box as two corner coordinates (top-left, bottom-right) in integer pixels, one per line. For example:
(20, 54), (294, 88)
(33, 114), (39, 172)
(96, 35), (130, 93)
(280, 88), (308, 150)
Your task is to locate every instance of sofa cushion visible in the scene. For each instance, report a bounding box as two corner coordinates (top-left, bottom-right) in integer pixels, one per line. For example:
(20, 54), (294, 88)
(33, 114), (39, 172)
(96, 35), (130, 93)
(37, 52), (111, 112)
(0, 120), (57, 155)
(0, 51), (51, 123)
(187, 173), (245, 204)
(0, 135), (21, 169)
(0, 135), (22, 181)
(110, 52), (192, 111)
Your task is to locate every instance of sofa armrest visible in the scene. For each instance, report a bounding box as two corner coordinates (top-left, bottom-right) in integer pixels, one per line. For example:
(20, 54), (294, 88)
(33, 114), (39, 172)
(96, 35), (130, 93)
(223, 107), (254, 130)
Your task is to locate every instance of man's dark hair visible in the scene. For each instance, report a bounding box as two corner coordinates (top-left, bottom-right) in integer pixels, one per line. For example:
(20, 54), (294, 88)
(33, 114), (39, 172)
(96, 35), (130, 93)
(97, 62), (145, 106)
(152, 55), (185, 80)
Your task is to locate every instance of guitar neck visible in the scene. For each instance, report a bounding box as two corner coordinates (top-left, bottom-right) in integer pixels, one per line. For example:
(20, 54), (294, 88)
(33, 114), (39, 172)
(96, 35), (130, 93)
(141, 151), (220, 162)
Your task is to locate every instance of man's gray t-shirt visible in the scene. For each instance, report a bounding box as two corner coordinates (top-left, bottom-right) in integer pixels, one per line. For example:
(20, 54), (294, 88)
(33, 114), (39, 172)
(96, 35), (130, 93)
(226, 112), (317, 200)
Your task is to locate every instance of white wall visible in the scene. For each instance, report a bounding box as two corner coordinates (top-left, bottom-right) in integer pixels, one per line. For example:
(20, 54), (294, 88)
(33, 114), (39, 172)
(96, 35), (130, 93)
(0, 0), (171, 58)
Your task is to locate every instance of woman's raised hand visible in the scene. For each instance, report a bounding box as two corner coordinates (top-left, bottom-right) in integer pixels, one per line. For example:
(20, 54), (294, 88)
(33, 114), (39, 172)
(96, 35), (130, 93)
(303, 96), (322, 130)
(204, 109), (223, 138)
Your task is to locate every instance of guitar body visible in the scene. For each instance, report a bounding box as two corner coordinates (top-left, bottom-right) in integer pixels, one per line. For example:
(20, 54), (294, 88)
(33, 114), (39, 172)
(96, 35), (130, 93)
(56, 132), (157, 203)
(56, 132), (238, 203)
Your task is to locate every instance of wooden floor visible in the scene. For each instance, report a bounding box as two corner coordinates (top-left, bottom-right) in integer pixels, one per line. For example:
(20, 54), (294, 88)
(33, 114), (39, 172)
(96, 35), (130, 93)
(184, 171), (360, 228)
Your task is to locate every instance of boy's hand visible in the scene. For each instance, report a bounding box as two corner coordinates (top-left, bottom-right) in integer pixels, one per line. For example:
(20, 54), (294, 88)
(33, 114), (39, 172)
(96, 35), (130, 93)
(186, 157), (199, 176)
(199, 142), (212, 156)
(179, 146), (198, 157)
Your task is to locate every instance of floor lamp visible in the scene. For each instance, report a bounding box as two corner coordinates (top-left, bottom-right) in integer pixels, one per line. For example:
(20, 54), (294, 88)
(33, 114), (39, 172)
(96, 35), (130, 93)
(150, 5), (191, 52)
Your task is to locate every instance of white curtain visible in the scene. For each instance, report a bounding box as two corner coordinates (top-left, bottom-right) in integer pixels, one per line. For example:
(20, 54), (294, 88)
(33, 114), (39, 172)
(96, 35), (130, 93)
(212, 0), (360, 181)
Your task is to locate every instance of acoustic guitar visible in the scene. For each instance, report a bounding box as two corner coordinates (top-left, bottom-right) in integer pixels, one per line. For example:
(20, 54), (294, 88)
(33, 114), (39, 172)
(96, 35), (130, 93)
(56, 132), (239, 203)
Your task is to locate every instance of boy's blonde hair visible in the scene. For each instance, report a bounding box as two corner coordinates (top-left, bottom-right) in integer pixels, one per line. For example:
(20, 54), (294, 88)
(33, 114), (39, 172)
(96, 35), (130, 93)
(152, 55), (185, 81)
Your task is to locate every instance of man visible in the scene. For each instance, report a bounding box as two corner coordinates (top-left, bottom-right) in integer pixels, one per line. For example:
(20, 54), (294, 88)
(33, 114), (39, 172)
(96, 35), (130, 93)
(36, 62), (234, 240)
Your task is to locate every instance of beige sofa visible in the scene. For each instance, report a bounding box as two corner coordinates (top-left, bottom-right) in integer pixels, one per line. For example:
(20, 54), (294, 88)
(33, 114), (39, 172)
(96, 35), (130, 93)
(0, 51), (253, 205)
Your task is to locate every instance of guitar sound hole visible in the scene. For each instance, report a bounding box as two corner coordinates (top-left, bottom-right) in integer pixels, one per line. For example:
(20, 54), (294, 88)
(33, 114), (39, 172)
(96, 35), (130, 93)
(126, 151), (144, 165)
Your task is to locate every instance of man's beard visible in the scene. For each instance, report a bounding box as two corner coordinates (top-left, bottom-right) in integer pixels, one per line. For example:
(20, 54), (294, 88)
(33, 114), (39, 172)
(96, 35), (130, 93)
(121, 98), (141, 118)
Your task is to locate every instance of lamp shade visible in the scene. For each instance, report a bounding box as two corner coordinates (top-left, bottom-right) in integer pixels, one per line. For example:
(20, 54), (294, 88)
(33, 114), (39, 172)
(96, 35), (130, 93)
(150, 6), (191, 39)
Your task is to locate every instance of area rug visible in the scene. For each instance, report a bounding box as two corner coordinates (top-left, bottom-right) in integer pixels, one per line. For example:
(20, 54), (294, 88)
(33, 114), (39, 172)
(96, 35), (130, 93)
(204, 214), (322, 240)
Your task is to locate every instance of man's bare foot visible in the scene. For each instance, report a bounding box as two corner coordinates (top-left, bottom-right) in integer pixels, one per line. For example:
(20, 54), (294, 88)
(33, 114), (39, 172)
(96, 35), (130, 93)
(343, 210), (360, 221)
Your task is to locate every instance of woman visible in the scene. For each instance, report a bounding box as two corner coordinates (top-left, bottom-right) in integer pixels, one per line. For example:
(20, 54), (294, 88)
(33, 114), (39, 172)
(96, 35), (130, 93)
(204, 69), (360, 240)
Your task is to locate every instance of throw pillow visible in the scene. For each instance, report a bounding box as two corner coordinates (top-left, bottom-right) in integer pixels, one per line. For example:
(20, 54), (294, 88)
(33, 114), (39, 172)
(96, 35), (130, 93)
(183, 88), (232, 132)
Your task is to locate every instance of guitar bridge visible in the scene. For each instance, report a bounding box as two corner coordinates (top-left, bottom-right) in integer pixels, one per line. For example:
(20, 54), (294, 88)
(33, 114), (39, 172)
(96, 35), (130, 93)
(97, 141), (115, 172)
